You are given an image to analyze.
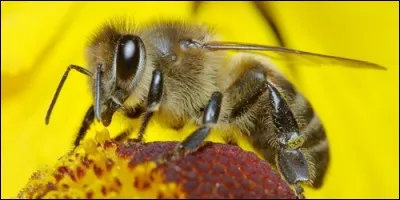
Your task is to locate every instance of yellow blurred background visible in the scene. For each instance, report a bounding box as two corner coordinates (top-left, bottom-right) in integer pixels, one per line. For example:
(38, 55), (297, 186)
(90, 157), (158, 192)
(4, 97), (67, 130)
(1, 1), (398, 198)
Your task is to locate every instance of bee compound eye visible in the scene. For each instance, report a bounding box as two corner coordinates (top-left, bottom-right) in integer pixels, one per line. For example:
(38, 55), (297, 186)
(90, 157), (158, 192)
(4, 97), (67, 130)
(117, 35), (141, 80)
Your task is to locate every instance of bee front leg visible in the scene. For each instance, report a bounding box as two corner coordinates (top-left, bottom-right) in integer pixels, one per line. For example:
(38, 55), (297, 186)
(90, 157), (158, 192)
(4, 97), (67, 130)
(267, 82), (308, 199)
(165, 92), (223, 160)
(73, 105), (95, 147)
(132, 69), (164, 143)
(113, 104), (146, 142)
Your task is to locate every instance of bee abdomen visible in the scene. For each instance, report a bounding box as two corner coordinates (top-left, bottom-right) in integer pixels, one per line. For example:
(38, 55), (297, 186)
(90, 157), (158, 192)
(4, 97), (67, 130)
(223, 54), (330, 188)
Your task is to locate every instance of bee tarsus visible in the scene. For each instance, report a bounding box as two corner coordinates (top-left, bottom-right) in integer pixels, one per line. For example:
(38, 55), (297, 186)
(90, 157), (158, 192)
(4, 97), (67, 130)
(176, 92), (222, 153)
(294, 183), (305, 199)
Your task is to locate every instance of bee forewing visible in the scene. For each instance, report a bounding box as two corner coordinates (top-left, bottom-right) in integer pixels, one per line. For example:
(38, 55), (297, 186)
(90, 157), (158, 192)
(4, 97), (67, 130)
(201, 42), (387, 70)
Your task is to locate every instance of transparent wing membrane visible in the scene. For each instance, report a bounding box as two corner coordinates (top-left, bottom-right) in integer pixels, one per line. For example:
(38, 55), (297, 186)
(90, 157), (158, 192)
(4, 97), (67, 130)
(202, 42), (387, 70)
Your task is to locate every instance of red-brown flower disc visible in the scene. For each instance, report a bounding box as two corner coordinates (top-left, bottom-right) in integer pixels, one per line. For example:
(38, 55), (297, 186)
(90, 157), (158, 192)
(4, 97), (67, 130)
(18, 132), (297, 199)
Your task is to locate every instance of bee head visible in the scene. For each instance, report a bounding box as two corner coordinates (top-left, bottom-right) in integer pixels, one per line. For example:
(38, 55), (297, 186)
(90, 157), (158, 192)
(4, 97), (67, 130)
(88, 32), (147, 127)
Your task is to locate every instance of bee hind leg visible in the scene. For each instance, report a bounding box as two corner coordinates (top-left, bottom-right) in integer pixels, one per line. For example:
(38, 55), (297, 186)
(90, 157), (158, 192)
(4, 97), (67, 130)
(267, 82), (308, 199)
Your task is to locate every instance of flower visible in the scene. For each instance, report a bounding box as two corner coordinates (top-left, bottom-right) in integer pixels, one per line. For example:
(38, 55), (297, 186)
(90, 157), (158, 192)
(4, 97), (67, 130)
(17, 129), (297, 199)
(1, 2), (398, 199)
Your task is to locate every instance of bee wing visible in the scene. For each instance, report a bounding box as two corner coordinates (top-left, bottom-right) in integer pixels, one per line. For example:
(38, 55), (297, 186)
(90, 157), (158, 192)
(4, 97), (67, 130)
(201, 42), (387, 70)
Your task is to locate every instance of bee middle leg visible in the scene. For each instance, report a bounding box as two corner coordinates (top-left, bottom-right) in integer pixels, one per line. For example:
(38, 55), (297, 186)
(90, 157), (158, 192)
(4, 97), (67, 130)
(163, 91), (223, 161)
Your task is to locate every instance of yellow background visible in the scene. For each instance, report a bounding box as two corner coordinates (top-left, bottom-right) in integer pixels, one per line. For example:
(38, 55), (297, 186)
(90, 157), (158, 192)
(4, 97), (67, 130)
(1, 1), (398, 198)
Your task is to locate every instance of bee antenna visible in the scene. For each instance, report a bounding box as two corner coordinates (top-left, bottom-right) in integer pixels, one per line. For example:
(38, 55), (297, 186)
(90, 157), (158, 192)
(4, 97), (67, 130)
(45, 65), (92, 125)
(95, 64), (102, 122)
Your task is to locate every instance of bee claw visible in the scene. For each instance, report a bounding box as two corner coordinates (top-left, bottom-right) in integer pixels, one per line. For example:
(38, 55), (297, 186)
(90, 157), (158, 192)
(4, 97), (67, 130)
(130, 138), (144, 144)
(292, 184), (305, 199)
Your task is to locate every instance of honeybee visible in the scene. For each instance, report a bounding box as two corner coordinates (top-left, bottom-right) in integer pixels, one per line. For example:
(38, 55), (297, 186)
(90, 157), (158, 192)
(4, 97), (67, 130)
(45, 18), (386, 198)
